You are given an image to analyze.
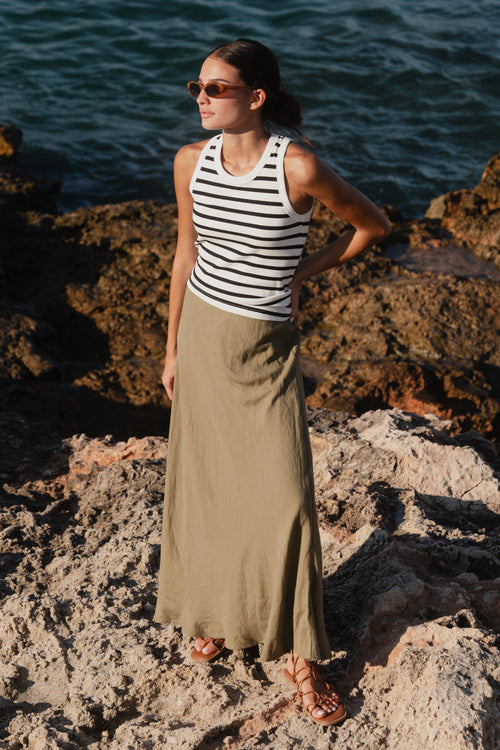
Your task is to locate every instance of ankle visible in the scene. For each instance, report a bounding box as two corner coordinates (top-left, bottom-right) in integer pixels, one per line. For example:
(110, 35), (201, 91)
(289, 653), (311, 665)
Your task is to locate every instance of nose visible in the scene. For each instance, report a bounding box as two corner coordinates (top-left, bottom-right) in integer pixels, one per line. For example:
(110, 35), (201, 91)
(197, 87), (210, 105)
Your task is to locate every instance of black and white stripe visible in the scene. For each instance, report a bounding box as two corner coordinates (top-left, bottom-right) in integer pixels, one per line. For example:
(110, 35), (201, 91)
(187, 134), (313, 321)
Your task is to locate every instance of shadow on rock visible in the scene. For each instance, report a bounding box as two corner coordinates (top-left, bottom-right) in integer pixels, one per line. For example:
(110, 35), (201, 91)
(1, 189), (177, 474)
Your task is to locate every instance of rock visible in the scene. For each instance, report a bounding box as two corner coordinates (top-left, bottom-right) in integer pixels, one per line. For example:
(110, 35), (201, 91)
(0, 125), (22, 160)
(299, 233), (500, 439)
(0, 301), (58, 381)
(0, 198), (177, 443)
(425, 153), (500, 269)
(0, 409), (499, 749)
(0, 163), (61, 213)
(0, 132), (499, 454)
(297, 176), (500, 440)
(0, 124), (61, 213)
(2, 183), (499, 446)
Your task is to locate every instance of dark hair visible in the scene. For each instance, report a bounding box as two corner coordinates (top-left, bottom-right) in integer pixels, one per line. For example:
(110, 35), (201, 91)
(208, 38), (310, 144)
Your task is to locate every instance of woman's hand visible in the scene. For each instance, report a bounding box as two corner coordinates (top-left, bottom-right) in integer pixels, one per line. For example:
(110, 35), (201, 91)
(162, 353), (177, 400)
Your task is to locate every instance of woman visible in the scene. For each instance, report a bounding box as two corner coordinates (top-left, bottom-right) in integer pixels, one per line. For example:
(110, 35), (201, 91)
(155, 38), (390, 726)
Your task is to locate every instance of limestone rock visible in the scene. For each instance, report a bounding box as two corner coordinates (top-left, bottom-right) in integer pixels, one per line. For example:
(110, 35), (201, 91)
(299, 234), (500, 438)
(0, 302), (58, 381)
(426, 152), (500, 268)
(0, 125), (22, 161)
(0, 198), (177, 440)
(0, 409), (499, 749)
(1, 134), (499, 443)
(0, 123), (60, 212)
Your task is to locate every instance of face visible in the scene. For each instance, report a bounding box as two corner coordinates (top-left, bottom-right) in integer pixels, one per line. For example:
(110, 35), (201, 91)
(195, 56), (261, 131)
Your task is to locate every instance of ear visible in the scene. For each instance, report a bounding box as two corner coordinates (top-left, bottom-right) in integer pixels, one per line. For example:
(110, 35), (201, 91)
(249, 88), (266, 111)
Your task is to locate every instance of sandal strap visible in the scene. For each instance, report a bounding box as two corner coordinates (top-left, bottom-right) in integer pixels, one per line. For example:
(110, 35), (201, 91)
(198, 637), (225, 647)
(292, 659), (342, 714)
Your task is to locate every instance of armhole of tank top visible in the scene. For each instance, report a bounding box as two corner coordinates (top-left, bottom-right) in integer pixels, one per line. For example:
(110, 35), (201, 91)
(276, 137), (315, 221)
(188, 136), (220, 197)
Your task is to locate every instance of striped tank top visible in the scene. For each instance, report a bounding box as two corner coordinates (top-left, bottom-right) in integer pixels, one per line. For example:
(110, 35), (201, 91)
(187, 133), (313, 321)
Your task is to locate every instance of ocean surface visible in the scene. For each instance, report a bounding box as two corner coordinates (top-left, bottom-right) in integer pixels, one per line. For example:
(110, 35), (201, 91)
(1, 0), (499, 216)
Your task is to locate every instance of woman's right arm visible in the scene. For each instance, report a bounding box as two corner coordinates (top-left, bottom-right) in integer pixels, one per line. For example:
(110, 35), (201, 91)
(161, 144), (203, 400)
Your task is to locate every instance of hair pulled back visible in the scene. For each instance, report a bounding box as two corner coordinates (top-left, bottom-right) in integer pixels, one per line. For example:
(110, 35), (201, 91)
(208, 38), (309, 143)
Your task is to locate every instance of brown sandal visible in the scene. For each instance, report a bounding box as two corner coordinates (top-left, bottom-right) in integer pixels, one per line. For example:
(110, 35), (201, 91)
(190, 637), (226, 663)
(284, 656), (347, 727)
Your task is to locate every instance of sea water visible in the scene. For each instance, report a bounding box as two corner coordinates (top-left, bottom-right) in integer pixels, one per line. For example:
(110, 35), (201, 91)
(1, 0), (499, 215)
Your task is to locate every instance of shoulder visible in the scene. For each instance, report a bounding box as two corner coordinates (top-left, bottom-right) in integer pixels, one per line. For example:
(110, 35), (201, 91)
(284, 141), (355, 204)
(173, 139), (212, 192)
(283, 141), (326, 190)
(175, 138), (212, 172)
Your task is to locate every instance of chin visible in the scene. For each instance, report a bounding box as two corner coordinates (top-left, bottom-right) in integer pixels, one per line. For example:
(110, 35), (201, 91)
(201, 120), (218, 130)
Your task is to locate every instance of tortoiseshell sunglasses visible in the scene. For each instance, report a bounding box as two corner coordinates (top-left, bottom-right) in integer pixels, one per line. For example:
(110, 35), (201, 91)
(186, 80), (254, 98)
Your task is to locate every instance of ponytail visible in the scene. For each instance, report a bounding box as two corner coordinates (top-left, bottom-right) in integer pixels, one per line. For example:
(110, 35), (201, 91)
(263, 89), (312, 147)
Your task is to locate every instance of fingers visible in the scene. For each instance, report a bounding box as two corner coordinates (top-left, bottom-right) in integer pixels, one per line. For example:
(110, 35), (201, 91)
(289, 296), (299, 322)
(161, 354), (177, 400)
(162, 376), (174, 400)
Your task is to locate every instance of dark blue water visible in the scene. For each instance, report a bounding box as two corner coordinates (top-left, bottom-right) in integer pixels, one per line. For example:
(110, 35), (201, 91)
(1, 0), (499, 216)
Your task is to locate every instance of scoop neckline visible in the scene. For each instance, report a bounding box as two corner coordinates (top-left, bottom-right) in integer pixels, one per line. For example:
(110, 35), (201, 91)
(214, 134), (279, 184)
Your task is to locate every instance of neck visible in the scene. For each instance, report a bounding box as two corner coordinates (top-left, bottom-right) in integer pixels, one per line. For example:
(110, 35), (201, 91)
(220, 123), (270, 175)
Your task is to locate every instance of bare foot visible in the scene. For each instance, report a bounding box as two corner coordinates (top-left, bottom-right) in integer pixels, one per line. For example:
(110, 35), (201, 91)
(190, 637), (225, 663)
(285, 653), (346, 725)
(194, 637), (218, 657)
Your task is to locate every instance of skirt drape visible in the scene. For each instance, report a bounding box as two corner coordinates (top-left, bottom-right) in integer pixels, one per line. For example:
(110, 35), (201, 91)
(154, 288), (330, 661)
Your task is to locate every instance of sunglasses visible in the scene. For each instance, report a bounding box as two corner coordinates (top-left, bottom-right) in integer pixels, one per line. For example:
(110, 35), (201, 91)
(186, 80), (254, 98)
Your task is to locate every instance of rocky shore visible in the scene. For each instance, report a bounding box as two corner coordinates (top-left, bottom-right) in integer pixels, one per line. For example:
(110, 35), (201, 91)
(1, 126), (499, 748)
(1, 126), (499, 461)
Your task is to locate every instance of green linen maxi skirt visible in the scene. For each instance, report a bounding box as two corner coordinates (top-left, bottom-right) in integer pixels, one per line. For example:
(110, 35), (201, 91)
(154, 288), (330, 662)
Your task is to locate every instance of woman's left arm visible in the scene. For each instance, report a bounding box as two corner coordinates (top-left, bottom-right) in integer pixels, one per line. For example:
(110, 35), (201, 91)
(285, 146), (391, 319)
